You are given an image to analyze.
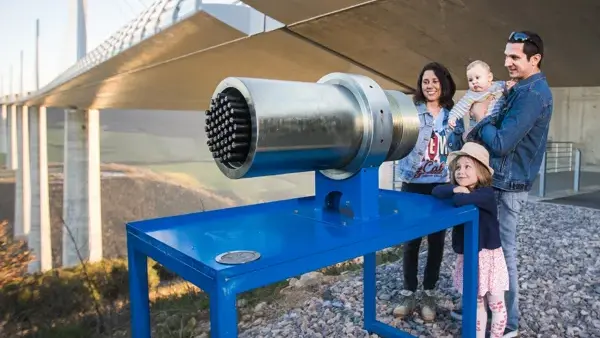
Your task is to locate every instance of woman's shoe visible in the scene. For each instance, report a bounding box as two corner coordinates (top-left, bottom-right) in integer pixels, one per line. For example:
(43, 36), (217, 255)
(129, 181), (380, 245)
(421, 290), (437, 321)
(392, 289), (416, 318)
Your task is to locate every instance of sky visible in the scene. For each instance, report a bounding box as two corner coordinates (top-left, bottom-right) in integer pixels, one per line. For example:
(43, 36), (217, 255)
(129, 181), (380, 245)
(0, 0), (236, 96)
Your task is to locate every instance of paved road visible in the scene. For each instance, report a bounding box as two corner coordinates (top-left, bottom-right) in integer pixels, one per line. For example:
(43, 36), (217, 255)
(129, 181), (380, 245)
(529, 170), (600, 198)
(544, 190), (600, 210)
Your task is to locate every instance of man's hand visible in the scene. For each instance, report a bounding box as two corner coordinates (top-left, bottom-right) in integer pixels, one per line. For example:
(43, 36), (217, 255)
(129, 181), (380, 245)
(453, 186), (470, 194)
(470, 98), (492, 122)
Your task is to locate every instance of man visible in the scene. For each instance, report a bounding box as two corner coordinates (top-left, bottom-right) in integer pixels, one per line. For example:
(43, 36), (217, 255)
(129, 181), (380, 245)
(449, 31), (553, 338)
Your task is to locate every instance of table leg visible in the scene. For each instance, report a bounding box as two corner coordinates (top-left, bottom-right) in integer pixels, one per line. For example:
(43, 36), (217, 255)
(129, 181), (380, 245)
(363, 252), (377, 330)
(462, 218), (480, 338)
(128, 242), (151, 338)
(210, 289), (238, 338)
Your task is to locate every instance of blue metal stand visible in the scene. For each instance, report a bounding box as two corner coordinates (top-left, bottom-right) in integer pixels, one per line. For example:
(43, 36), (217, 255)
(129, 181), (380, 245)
(126, 167), (479, 337)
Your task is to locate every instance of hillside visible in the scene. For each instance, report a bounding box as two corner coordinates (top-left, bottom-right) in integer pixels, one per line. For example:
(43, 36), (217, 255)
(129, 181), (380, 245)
(0, 164), (237, 267)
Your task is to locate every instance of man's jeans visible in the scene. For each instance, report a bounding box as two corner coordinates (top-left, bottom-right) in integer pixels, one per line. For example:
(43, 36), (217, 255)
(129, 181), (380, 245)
(495, 189), (528, 331)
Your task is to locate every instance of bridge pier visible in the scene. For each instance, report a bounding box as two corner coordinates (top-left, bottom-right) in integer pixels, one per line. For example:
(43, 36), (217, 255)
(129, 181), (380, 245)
(0, 104), (7, 164)
(8, 104), (18, 170)
(28, 106), (52, 272)
(61, 108), (102, 267)
(14, 105), (31, 239)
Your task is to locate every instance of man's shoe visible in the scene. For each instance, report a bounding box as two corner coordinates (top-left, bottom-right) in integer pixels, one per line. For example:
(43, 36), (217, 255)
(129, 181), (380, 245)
(502, 328), (519, 338)
(421, 290), (437, 321)
(392, 290), (416, 318)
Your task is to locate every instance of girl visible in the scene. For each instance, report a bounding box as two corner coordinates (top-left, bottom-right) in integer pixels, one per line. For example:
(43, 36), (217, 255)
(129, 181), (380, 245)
(393, 62), (457, 321)
(431, 142), (509, 338)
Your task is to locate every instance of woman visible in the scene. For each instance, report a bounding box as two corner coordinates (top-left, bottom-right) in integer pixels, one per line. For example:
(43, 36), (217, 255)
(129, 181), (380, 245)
(394, 62), (457, 321)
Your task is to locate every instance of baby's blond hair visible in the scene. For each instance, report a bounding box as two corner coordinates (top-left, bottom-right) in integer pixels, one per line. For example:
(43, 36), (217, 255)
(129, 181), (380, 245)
(467, 60), (491, 72)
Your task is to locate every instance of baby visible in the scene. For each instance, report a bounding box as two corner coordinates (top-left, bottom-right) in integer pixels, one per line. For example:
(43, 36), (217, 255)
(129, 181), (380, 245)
(448, 60), (514, 130)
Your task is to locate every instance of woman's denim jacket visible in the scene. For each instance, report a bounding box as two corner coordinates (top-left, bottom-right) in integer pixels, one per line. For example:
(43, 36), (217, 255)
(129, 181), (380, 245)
(395, 102), (459, 182)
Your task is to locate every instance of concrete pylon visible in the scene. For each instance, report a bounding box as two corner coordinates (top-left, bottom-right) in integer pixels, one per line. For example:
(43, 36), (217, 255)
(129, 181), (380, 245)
(14, 105), (31, 239)
(0, 105), (7, 164)
(28, 106), (52, 272)
(61, 108), (102, 267)
(8, 104), (18, 170)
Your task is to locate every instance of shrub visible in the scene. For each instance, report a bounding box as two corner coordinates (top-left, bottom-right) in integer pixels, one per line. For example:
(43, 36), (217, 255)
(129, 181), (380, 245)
(0, 258), (160, 325)
(152, 260), (180, 281)
(0, 220), (33, 289)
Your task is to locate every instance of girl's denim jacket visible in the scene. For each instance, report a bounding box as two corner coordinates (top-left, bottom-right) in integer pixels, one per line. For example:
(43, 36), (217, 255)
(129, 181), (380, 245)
(395, 102), (458, 182)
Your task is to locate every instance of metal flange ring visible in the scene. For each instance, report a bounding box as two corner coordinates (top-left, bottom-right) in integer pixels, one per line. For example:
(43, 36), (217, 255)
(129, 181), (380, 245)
(317, 72), (393, 180)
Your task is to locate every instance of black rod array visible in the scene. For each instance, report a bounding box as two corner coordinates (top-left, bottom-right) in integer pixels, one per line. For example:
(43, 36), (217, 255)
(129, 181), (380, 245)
(205, 89), (252, 166)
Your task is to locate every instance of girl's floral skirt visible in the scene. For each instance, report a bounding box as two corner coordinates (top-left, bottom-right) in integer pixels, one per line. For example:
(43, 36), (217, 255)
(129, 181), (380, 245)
(454, 248), (509, 296)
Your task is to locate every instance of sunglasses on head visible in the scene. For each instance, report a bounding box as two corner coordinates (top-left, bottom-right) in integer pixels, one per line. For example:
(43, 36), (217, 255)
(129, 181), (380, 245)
(508, 31), (539, 49)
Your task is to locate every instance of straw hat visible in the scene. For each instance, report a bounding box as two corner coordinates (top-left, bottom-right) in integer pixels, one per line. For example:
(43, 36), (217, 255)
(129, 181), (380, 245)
(447, 142), (494, 175)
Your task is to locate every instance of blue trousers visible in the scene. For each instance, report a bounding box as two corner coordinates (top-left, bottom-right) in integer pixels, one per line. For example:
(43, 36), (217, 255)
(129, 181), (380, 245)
(495, 189), (528, 331)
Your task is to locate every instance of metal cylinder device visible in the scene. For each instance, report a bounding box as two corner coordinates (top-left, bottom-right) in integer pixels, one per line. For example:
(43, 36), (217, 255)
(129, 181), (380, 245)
(205, 72), (420, 180)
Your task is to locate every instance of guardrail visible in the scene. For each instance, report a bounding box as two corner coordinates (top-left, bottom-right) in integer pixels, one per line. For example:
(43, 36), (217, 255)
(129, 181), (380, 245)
(390, 141), (583, 197)
(538, 141), (582, 197)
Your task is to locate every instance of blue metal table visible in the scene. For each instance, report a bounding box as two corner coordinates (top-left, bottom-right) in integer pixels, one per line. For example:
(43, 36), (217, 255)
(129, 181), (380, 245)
(126, 168), (479, 337)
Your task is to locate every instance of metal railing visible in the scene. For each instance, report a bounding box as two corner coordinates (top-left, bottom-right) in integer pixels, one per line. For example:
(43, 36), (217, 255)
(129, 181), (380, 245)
(538, 141), (582, 197)
(390, 141), (583, 197)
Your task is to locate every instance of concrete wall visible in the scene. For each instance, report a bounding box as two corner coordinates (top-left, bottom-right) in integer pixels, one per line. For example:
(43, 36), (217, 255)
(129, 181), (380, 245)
(549, 87), (600, 171)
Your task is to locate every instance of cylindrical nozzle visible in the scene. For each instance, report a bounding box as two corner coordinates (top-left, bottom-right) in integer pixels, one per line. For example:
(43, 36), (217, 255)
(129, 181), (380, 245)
(205, 72), (419, 180)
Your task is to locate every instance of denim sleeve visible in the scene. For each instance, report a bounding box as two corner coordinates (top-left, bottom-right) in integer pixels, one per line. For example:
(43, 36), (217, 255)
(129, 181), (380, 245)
(478, 90), (544, 156)
(447, 118), (466, 151)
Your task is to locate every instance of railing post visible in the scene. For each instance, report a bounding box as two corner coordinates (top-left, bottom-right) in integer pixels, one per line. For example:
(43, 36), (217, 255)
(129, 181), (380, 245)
(569, 143), (573, 171)
(554, 144), (558, 173)
(538, 151), (546, 198)
(574, 148), (581, 193)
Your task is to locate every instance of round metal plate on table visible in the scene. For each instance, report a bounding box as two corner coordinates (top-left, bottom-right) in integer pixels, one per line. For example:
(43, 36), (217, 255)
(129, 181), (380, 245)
(215, 250), (261, 265)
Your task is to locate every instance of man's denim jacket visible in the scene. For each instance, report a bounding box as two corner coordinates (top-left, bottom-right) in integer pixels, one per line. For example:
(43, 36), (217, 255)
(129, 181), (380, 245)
(395, 103), (451, 182)
(449, 73), (553, 192)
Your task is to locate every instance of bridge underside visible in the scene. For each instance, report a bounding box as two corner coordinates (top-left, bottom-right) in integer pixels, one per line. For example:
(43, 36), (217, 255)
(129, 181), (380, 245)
(23, 0), (600, 111)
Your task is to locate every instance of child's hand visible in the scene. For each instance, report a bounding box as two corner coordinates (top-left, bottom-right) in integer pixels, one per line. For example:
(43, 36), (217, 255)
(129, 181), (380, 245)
(453, 186), (470, 194)
(506, 79), (517, 89)
(448, 118), (456, 129)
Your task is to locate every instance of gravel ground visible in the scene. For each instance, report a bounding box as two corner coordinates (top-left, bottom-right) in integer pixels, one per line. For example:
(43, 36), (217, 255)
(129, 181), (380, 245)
(236, 201), (600, 338)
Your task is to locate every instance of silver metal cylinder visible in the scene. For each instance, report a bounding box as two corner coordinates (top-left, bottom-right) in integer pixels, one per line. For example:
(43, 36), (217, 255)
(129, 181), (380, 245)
(205, 72), (419, 180)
